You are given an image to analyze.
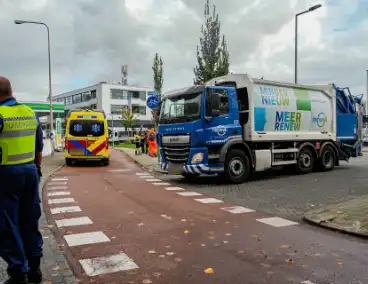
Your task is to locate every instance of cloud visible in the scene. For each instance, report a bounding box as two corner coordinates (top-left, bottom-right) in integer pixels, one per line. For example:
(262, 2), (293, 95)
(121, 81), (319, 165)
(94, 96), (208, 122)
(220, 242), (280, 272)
(0, 0), (367, 101)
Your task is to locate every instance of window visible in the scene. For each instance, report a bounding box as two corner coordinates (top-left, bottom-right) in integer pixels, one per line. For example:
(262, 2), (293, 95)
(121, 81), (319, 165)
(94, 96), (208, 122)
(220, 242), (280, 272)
(111, 89), (129, 100)
(130, 91), (140, 99)
(217, 90), (229, 115)
(69, 120), (105, 137)
(91, 90), (97, 99)
(111, 104), (126, 114)
(81, 91), (91, 102)
(139, 91), (146, 101)
(65, 96), (72, 105)
(132, 105), (146, 115)
(73, 94), (82, 104)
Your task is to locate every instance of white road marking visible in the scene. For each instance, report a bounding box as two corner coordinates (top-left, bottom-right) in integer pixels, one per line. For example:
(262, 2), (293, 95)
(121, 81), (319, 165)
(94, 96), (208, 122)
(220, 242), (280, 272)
(47, 191), (71, 197)
(152, 182), (170, 186)
(136, 173), (150, 176)
(48, 186), (69, 190)
(108, 169), (131, 173)
(165, 187), (185, 191)
(301, 281), (316, 284)
(139, 175), (154, 179)
(221, 206), (255, 214)
(56, 217), (93, 228)
(176, 192), (202, 196)
(256, 217), (299, 227)
(79, 253), (139, 276)
(64, 231), (110, 247)
(48, 198), (75, 205)
(52, 178), (68, 181)
(50, 206), (82, 214)
(195, 198), (224, 204)
(145, 179), (162, 182)
(48, 182), (67, 186)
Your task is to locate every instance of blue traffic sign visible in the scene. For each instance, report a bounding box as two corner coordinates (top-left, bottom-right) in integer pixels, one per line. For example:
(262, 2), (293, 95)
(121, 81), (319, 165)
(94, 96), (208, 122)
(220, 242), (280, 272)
(147, 95), (160, 109)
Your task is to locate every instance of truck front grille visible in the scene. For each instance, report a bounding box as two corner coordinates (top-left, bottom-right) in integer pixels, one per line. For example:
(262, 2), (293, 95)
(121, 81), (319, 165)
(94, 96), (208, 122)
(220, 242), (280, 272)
(162, 145), (190, 163)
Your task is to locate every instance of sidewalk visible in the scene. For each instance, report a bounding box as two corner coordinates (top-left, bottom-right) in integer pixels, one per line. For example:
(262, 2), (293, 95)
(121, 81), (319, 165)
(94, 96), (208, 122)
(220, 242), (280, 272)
(116, 147), (166, 173)
(0, 153), (76, 284)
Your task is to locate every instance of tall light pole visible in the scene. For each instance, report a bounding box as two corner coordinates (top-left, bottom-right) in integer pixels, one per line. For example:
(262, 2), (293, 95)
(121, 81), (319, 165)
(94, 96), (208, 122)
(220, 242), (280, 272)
(294, 4), (322, 84)
(14, 20), (54, 155)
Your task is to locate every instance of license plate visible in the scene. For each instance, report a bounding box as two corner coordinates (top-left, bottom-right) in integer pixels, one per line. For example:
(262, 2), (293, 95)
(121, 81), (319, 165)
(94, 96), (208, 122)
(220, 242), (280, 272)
(70, 149), (85, 156)
(167, 163), (184, 175)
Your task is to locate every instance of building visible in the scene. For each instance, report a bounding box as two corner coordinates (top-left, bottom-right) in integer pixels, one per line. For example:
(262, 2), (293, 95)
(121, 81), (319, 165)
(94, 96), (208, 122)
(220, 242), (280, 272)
(53, 82), (155, 141)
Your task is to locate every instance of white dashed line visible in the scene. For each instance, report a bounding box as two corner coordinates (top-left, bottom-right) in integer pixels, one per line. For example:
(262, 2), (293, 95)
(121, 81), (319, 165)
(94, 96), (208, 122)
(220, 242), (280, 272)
(152, 182), (171, 186)
(56, 217), (93, 228)
(50, 206), (82, 214)
(256, 217), (299, 227)
(145, 179), (162, 182)
(136, 173), (150, 176)
(176, 192), (202, 196)
(139, 175), (154, 179)
(221, 206), (255, 214)
(48, 198), (75, 205)
(195, 198), (224, 204)
(52, 178), (68, 181)
(108, 169), (131, 173)
(64, 231), (110, 247)
(165, 187), (185, 191)
(79, 253), (139, 276)
(47, 191), (71, 197)
(48, 182), (68, 186)
(48, 186), (69, 190)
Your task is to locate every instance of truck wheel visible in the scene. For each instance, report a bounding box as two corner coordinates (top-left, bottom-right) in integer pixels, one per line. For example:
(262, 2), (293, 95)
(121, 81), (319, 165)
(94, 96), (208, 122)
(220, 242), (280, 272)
(318, 145), (335, 171)
(65, 158), (73, 166)
(296, 147), (315, 174)
(224, 149), (250, 184)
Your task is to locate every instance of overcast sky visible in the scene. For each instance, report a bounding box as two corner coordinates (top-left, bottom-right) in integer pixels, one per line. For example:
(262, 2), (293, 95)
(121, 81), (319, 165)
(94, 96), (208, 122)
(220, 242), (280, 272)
(0, 0), (367, 101)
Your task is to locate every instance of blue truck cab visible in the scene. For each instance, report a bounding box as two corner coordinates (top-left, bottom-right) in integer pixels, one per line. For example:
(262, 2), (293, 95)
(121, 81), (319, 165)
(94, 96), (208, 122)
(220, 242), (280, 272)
(157, 74), (363, 184)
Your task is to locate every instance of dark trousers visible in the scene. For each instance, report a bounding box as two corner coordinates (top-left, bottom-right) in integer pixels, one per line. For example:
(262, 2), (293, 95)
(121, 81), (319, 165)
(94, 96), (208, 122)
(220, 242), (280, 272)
(141, 141), (146, 153)
(0, 163), (43, 274)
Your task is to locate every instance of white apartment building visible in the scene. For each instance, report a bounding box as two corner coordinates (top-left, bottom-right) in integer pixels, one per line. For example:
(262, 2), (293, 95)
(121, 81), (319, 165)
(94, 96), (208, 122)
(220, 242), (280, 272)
(53, 82), (155, 141)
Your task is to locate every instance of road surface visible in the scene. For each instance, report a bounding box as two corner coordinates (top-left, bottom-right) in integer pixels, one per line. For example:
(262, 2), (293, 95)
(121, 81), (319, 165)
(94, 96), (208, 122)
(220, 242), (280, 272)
(43, 150), (368, 284)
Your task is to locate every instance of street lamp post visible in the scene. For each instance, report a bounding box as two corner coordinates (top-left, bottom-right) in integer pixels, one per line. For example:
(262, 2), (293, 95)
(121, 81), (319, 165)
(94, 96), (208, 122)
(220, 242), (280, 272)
(14, 20), (54, 155)
(294, 4), (322, 84)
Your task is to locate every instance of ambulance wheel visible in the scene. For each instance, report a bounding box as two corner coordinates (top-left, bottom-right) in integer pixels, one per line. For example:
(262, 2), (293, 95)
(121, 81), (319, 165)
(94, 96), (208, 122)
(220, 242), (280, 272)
(296, 147), (315, 174)
(65, 158), (73, 166)
(318, 145), (336, 172)
(224, 149), (250, 184)
(103, 159), (110, 166)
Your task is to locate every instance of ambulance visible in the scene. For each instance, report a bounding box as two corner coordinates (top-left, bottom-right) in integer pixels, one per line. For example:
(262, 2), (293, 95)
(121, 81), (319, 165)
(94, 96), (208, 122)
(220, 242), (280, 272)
(64, 109), (110, 166)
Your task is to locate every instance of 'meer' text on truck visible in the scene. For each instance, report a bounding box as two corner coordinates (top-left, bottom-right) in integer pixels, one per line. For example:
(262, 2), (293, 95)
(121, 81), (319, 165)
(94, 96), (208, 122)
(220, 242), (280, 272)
(157, 74), (363, 184)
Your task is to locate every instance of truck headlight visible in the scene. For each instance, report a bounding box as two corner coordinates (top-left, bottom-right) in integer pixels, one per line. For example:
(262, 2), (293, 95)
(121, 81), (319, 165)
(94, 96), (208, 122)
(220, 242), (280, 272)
(191, 152), (203, 164)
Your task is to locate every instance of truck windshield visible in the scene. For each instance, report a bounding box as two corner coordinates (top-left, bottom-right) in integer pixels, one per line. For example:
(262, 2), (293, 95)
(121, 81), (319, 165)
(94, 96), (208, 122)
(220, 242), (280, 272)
(69, 120), (105, 137)
(159, 92), (202, 124)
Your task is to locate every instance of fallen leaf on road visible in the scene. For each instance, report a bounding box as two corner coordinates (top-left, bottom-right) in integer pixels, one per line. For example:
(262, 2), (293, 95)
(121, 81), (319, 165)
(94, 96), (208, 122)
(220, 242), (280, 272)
(148, 250), (156, 254)
(165, 245), (171, 248)
(111, 236), (117, 240)
(184, 230), (190, 235)
(166, 252), (175, 256)
(142, 279), (152, 284)
(223, 241), (229, 244)
(152, 272), (161, 277)
(225, 233), (231, 236)
(158, 254), (165, 258)
(213, 220), (217, 223)
(128, 211), (135, 215)
(214, 243), (220, 247)
(181, 219), (187, 222)
(280, 244), (291, 249)
(337, 260), (343, 265)
(208, 231), (215, 235)
(286, 259), (294, 264)
(204, 268), (214, 274)
(201, 244), (206, 247)
(137, 223), (144, 227)
(208, 236), (215, 240)
(174, 257), (183, 263)
(161, 214), (172, 220)
(237, 250), (245, 254)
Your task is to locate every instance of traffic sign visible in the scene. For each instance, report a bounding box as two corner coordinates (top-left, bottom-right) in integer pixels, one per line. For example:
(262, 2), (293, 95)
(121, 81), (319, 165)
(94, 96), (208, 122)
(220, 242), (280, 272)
(147, 95), (160, 109)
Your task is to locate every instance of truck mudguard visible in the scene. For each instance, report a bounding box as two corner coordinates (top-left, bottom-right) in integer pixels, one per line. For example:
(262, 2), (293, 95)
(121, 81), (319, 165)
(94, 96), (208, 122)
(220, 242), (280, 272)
(219, 135), (254, 166)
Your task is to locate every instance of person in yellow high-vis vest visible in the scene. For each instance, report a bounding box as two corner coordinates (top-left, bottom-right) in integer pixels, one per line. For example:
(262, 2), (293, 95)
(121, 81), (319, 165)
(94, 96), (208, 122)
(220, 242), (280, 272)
(0, 77), (44, 284)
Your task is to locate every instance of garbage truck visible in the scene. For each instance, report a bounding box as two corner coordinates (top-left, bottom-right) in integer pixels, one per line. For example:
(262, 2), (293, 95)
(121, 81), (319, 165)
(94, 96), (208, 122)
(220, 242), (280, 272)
(157, 74), (363, 183)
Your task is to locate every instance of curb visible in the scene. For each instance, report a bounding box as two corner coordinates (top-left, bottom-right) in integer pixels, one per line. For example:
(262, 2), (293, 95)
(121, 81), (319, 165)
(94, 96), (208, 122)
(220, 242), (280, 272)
(302, 215), (368, 239)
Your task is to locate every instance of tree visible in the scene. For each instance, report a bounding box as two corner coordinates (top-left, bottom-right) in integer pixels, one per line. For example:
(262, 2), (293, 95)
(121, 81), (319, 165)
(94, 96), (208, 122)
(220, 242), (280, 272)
(152, 53), (164, 124)
(193, 0), (230, 85)
(121, 108), (137, 138)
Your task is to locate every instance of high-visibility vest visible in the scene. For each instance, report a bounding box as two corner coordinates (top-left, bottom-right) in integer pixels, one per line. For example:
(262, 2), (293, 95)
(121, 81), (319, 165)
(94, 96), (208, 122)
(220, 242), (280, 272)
(0, 103), (38, 166)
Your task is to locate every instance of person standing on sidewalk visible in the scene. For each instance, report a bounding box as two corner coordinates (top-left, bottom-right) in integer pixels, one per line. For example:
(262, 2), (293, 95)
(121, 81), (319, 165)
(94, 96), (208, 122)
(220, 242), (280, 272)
(140, 131), (147, 154)
(0, 77), (44, 284)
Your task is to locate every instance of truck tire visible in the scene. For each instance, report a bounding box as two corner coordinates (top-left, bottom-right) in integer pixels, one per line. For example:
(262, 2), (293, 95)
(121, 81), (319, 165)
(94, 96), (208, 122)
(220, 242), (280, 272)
(318, 145), (335, 171)
(296, 147), (315, 174)
(65, 158), (73, 166)
(224, 149), (251, 184)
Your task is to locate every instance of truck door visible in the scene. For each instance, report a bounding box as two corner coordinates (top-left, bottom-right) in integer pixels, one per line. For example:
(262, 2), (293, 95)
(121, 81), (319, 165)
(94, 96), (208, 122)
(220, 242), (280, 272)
(204, 86), (240, 145)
